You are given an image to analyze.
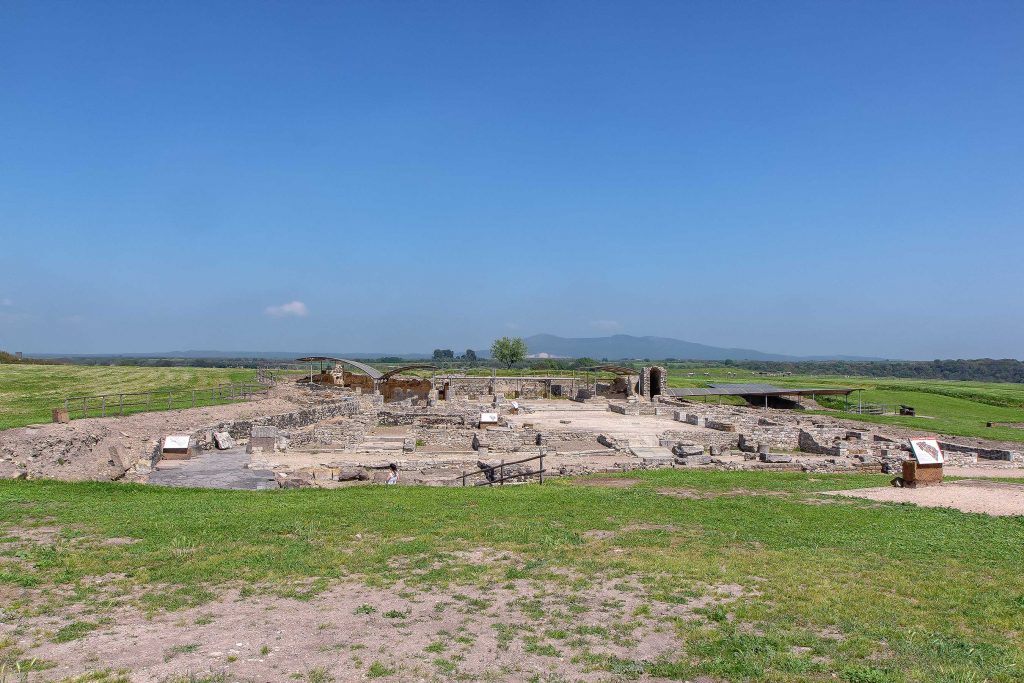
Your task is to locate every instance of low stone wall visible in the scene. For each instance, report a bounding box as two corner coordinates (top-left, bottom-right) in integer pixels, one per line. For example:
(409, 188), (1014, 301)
(193, 398), (364, 449)
(411, 426), (478, 451)
(798, 428), (851, 456)
(536, 430), (598, 446)
(473, 427), (528, 453)
(737, 426), (802, 453)
(678, 412), (704, 426)
(378, 402), (486, 427)
(440, 376), (581, 400)
(382, 377), (433, 403)
(661, 428), (739, 450)
(940, 441), (1019, 462)
(609, 402), (640, 416)
(705, 418), (739, 432)
(290, 413), (376, 449)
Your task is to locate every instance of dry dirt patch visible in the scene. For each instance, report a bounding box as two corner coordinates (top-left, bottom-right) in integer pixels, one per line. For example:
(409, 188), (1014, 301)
(7, 524), (65, 544)
(0, 576), (742, 682)
(824, 479), (1024, 516)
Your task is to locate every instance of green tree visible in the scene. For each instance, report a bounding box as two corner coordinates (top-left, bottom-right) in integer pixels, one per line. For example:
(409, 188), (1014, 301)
(490, 337), (527, 369)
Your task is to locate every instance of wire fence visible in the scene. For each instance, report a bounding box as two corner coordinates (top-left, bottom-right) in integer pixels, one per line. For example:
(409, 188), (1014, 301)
(62, 382), (270, 420)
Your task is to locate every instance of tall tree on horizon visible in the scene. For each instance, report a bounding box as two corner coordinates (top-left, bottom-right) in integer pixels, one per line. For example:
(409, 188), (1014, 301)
(490, 337), (527, 369)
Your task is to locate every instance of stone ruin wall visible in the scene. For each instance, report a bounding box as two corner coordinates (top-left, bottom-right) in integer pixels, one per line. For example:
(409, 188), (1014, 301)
(737, 426), (803, 452)
(661, 428), (740, 451)
(939, 441), (1020, 462)
(1, 393), (383, 481)
(381, 377), (433, 403)
(194, 395), (373, 448)
(639, 366), (668, 400)
(440, 376), (578, 400)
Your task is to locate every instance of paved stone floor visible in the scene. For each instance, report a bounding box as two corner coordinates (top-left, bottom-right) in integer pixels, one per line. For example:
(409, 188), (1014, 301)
(147, 448), (277, 490)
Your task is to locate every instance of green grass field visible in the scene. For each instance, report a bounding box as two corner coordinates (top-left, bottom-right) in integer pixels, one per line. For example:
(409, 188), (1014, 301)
(2, 471), (1023, 681)
(664, 366), (1024, 442)
(0, 365), (257, 430)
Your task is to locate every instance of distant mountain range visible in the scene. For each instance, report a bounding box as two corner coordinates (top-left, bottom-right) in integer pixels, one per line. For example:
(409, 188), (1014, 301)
(517, 334), (883, 361)
(33, 334), (884, 362)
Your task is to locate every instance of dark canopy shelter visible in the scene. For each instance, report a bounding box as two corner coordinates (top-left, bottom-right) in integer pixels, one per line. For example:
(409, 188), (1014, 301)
(379, 364), (438, 382)
(295, 357), (383, 380)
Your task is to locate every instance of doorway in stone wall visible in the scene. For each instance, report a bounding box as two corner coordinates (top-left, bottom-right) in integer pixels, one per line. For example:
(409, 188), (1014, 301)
(648, 367), (663, 398)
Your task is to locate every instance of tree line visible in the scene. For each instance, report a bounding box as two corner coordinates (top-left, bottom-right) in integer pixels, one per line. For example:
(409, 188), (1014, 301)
(727, 359), (1024, 383)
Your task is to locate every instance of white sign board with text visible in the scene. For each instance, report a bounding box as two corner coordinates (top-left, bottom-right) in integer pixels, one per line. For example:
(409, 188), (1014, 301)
(909, 438), (943, 465)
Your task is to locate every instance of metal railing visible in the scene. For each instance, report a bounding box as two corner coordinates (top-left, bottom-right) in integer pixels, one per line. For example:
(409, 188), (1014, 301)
(458, 453), (547, 487)
(842, 403), (914, 416)
(62, 382), (269, 420)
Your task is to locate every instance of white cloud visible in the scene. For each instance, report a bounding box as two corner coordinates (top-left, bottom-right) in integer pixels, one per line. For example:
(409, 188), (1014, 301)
(265, 301), (309, 317)
(591, 319), (622, 332)
(0, 298), (12, 306)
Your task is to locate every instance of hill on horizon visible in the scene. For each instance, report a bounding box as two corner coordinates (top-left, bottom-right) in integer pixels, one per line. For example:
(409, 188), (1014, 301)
(517, 334), (884, 362)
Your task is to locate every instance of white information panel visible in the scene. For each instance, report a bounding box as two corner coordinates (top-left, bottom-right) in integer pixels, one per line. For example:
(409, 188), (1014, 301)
(909, 438), (943, 465)
(480, 412), (499, 424)
(163, 435), (190, 451)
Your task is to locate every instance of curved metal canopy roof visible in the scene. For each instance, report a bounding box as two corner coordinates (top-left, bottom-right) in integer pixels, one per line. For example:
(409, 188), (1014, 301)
(295, 357), (383, 380)
(380, 364), (438, 382)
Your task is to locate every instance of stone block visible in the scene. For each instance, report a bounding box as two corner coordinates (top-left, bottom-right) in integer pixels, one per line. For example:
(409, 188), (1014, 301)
(902, 460), (943, 487)
(336, 467), (369, 482)
(676, 455), (712, 466)
(671, 443), (704, 457)
(213, 432), (236, 450)
(760, 453), (793, 463)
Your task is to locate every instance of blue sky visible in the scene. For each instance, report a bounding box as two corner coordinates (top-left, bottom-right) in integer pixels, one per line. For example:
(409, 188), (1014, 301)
(1, 1), (1021, 359)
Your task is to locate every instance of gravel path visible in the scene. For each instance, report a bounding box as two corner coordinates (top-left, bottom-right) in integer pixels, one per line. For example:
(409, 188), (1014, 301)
(826, 479), (1024, 516)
